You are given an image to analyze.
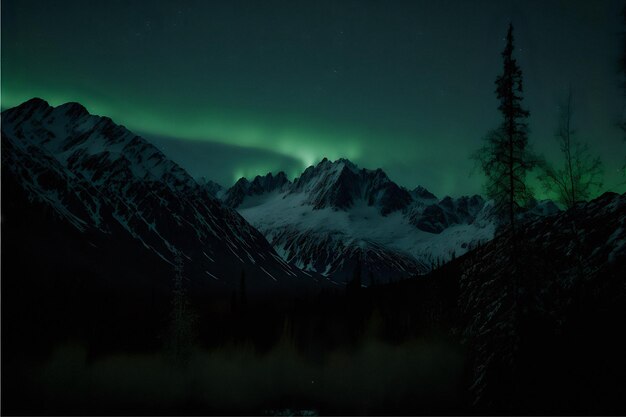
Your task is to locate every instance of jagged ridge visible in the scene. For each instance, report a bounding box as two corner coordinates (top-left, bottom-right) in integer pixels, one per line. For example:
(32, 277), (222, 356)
(1, 98), (328, 295)
(222, 158), (534, 283)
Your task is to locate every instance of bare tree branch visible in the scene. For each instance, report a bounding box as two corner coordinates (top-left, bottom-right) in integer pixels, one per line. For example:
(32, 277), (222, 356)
(539, 87), (604, 208)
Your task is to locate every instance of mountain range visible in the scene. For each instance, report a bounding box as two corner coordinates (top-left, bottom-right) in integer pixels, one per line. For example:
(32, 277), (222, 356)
(217, 158), (559, 283)
(1, 98), (565, 292)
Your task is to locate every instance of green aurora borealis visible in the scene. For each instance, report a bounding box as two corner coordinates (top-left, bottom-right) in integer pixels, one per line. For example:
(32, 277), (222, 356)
(2, 0), (626, 197)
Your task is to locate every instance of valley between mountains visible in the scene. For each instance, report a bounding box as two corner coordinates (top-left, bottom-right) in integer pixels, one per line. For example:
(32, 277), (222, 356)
(2, 99), (625, 414)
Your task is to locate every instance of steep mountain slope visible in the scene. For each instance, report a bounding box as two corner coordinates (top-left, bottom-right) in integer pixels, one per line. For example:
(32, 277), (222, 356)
(288, 158), (413, 215)
(454, 192), (626, 412)
(223, 158), (508, 283)
(1, 98), (325, 297)
(198, 177), (226, 199)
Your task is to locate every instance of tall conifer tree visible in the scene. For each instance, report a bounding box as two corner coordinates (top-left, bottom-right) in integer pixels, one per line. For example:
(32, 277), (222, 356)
(475, 24), (536, 235)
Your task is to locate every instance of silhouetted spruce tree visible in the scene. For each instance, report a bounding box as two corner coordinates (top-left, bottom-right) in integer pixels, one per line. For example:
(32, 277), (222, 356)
(474, 23), (537, 236)
(473, 25), (538, 368)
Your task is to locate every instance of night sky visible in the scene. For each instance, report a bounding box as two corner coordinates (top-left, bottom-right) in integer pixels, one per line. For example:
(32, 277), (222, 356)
(2, 0), (625, 197)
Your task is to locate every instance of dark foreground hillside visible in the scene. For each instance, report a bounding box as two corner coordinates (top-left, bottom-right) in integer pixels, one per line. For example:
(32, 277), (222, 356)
(456, 192), (626, 413)
(2, 192), (625, 415)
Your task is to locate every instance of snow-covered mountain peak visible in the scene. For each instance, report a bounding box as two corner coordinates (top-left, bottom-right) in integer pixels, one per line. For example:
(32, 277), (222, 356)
(223, 171), (291, 207)
(23, 97), (51, 110)
(55, 101), (90, 119)
(293, 157), (356, 191)
(3, 97), (53, 125)
(412, 185), (437, 200)
(334, 157), (359, 171)
(2, 99), (325, 294)
(221, 157), (504, 283)
(279, 158), (412, 214)
(250, 171), (291, 193)
(218, 156), (561, 283)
